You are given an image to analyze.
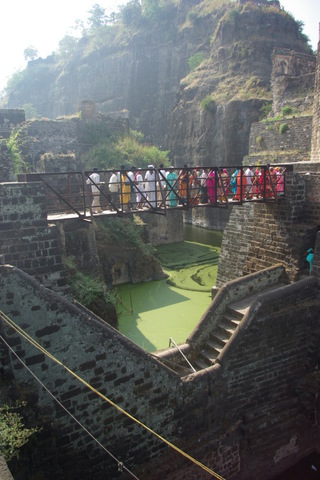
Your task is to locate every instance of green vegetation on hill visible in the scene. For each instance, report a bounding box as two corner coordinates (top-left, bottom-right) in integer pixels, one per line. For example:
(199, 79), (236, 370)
(181, 3), (313, 108)
(1, 0), (314, 151)
(81, 127), (169, 171)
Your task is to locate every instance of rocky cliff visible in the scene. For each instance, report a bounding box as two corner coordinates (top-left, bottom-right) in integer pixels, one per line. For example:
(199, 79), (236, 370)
(169, 5), (314, 166)
(3, 1), (314, 166)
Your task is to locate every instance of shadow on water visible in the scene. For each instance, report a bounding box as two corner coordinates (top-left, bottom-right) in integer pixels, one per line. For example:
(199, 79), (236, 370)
(117, 225), (221, 352)
(116, 279), (193, 352)
(183, 223), (223, 247)
(117, 278), (190, 314)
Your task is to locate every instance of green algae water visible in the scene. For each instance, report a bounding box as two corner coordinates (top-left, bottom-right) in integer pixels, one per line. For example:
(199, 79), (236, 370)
(117, 225), (222, 353)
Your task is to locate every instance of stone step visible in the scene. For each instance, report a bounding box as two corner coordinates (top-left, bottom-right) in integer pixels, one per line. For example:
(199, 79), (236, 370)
(225, 308), (244, 322)
(193, 357), (211, 371)
(201, 338), (225, 358)
(214, 325), (233, 341)
(208, 333), (228, 349)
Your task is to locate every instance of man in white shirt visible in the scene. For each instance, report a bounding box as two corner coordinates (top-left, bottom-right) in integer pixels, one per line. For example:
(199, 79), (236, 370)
(145, 165), (156, 207)
(108, 170), (120, 210)
(245, 166), (253, 199)
(86, 168), (102, 213)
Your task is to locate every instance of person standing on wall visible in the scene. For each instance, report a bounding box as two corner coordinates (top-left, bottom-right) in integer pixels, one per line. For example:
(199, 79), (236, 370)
(86, 167), (102, 213)
(304, 248), (314, 275)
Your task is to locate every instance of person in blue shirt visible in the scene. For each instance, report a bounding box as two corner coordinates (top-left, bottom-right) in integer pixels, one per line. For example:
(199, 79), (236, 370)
(304, 248), (314, 275)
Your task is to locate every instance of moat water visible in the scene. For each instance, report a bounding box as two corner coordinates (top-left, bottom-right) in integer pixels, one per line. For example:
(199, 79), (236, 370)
(117, 224), (222, 352)
(117, 224), (319, 478)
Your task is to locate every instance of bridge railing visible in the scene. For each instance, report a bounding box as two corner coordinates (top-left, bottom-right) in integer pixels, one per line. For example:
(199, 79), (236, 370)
(19, 164), (289, 220)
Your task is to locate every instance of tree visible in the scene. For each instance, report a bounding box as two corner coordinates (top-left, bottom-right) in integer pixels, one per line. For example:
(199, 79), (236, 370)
(23, 103), (38, 120)
(88, 3), (106, 30)
(72, 18), (87, 36)
(120, 0), (142, 26)
(23, 46), (38, 62)
(58, 35), (78, 58)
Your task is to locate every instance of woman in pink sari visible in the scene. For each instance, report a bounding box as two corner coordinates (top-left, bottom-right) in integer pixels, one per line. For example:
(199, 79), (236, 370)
(207, 170), (216, 203)
(275, 167), (285, 195)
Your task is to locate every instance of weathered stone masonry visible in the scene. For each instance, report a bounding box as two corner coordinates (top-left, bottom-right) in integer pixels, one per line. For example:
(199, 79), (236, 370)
(0, 265), (319, 479)
(216, 167), (320, 287)
(247, 115), (312, 164)
(0, 182), (66, 292)
(311, 42), (320, 162)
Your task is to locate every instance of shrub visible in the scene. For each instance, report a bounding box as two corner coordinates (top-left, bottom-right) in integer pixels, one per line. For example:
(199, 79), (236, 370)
(187, 52), (206, 72)
(0, 403), (40, 461)
(83, 126), (169, 171)
(6, 129), (29, 175)
(282, 106), (293, 116)
(260, 102), (272, 119)
(201, 96), (215, 112)
(256, 135), (263, 147)
(279, 122), (288, 134)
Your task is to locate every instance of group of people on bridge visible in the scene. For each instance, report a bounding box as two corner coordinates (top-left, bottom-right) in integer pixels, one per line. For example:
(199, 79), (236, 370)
(85, 164), (285, 214)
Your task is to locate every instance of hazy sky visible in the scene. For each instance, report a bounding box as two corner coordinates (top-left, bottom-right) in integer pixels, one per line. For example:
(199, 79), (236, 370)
(0, 0), (319, 93)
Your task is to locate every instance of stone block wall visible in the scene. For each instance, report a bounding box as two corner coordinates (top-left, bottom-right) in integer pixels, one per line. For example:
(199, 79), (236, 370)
(216, 203), (255, 286)
(0, 109), (25, 139)
(311, 42), (320, 162)
(183, 205), (231, 231)
(137, 209), (184, 245)
(0, 143), (15, 182)
(248, 116), (312, 160)
(0, 266), (319, 480)
(0, 182), (67, 292)
(271, 49), (316, 116)
(25, 119), (79, 169)
(216, 169), (320, 286)
(24, 109), (129, 171)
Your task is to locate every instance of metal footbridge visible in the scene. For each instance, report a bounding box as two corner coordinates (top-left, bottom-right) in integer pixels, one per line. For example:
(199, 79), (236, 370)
(20, 164), (291, 222)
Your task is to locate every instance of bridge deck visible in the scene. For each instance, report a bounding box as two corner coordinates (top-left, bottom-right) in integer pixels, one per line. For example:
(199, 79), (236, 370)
(21, 164), (289, 222)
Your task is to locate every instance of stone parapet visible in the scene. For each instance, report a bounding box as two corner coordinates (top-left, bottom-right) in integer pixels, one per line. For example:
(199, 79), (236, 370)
(311, 42), (320, 161)
(0, 182), (67, 292)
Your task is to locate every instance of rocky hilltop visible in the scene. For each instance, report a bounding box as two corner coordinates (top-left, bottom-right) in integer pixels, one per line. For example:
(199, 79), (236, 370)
(3, 0), (314, 166)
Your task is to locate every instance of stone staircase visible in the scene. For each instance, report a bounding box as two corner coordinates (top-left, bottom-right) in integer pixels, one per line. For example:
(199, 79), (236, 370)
(155, 281), (283, 377)
(193, 306), (243, 370)
(189, 283), (283, 373)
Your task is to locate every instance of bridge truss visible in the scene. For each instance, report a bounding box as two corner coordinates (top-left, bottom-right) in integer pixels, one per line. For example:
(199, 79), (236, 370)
(20, 164), (290, 222)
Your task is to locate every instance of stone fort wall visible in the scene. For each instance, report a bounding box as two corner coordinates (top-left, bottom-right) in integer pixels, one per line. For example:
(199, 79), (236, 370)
(0, 265), (319, 480)
(0, 109), (25, 139)
(247, 115), (312, 164)
(0, 182), (67, 293)
(216, 166), (320, 287)
(311, 42), (320, 162)
(271, 48), (316, 116)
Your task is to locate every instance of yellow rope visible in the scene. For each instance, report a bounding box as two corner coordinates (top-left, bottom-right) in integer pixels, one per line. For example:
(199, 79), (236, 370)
(0, 310), (226, 480)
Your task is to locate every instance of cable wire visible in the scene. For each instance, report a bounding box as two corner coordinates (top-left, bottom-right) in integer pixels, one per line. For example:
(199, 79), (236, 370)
(0, 310), (226, 480)
(0, 332), (140, 480)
